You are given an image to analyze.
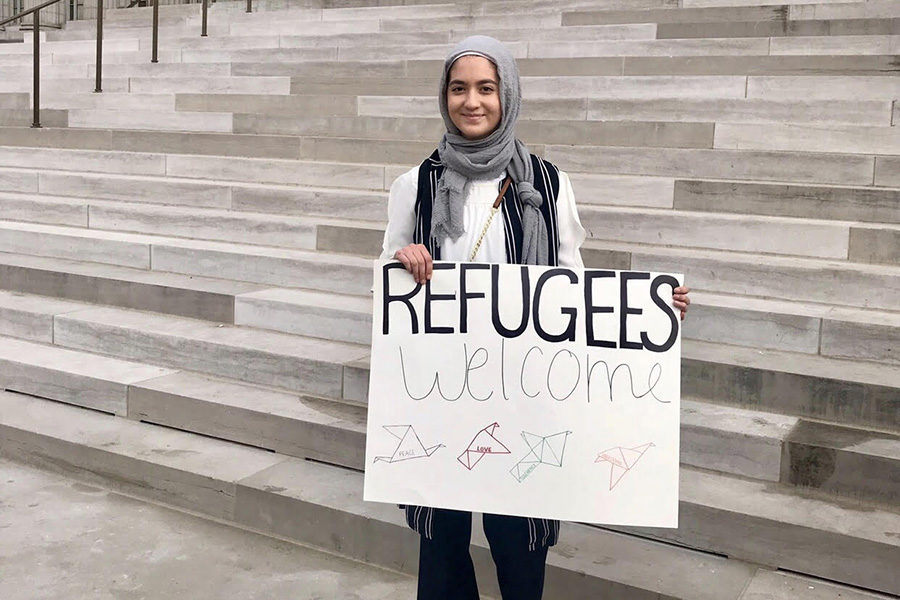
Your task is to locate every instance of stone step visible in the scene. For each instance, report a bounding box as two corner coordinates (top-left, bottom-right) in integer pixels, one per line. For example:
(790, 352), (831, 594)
(182, 37), (772, 64)
(0, 144), (168, 176)
(714, 122), (900, 155)
(0, 62), (232, 80)
(224, 55), (900, 78)
(0, 140), (890, 206)
(781, 418), (900, 508)
(68, 238), (887, 422)
(282, 74), (900, 99)
(532, 35), (900, 58)
(239, 21), (652, 40)
(0, 390), (750, 600)
(0, 53), (52, 65)
(0, 38), (140, 55)
(563, 2), (900, 26)
(0, 127), (302, 159)
(175, 92), (359, 116)
(0, 250), (265, 322)
(615, 467), (900, 595)
(769, 34), (900, 56)
(128, 76), (292, 94)
(617, 54), (900, 75)
(0, 192), (349, 249)
(129, 371), (369, 469)
(88, 62), (233, 79)
(48, 303), (367, 398)
(522, 75), (761, 99)
(0, 109), (67, 127)
(588, 239), (900, 311)
(688, 290), (900, 363)
(0, 219), (375, 293)
(0, 77), (130, 94)
(673, 179), (900, 224)
(208, 24), (664, 48)
(67, 109), (234, 133)
(579, 205), (854, 260)
(0, 167), (388, 217)
(173, 92), (897, 127)
(0, 332), (176, 415)
(563, 4), (790, 25)
(656, 17), (900, 39)
(0, 93), (29, 108)
(32, 34), (900, 66)
(792, 0), (900, 20)
(217, 8), (553, 30)
(40, 93), (176, 110)
(851, 222), (900, 266)
(544, 144), (877, 185)
(0, 289), (90, 343)
(239, 116), (714, 149)
(0, 192), (88, 227)
(284, 198), (866, 262)
(683, 338), (899, 432)
(51, 48), (183, 64)
(0, 456), (423, 599)
(358, 95), (894, 126)
(1, 220), (895, 364)
(0, 143), (392, 183)
(3, 326), (894, 505)
(229, 279), (900, 371)
(2, 391), (897, 596)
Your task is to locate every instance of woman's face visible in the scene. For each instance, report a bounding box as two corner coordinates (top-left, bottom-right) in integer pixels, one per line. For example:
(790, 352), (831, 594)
(446, 55), (502, 140)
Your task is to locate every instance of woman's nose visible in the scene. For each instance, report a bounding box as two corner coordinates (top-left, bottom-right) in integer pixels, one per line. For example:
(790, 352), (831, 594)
(464, 89), (480, 108)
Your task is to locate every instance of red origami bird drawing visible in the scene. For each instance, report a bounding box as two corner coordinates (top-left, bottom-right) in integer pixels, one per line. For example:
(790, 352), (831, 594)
(458, 422), (511, 470)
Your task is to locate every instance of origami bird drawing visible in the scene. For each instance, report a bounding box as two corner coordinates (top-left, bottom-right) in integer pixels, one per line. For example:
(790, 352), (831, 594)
(595, 442), (655, 490)
(458, 422), (511, 470)
(373, 425), (443, 463)
(510, 430), (572, 483)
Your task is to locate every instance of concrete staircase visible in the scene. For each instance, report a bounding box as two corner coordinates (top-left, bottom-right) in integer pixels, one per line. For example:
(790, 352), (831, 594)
(0, 0), (898, 598)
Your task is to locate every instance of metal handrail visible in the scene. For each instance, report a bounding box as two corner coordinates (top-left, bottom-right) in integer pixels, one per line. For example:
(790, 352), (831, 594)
(1, 0), (104, 128)
(0, 0), (60, 27)
(1, 0), (253, 126)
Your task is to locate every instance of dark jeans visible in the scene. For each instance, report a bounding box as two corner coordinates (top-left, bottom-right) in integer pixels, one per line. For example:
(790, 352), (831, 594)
(416, 508), (550, 600)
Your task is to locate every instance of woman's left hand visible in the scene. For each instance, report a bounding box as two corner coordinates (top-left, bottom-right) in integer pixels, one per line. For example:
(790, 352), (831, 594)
(673, 286), (691, 321)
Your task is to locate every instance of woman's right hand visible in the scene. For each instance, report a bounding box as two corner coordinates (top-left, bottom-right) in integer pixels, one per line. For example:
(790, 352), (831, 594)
(394, 244), (433, 285)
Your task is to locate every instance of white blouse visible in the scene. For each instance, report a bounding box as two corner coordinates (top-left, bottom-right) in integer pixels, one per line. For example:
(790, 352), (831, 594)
(380, 166), (586, 268)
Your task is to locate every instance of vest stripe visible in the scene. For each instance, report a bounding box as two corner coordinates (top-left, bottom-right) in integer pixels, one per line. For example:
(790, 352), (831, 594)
(412, 149), (561, 266)
(404, 149), (563, 549)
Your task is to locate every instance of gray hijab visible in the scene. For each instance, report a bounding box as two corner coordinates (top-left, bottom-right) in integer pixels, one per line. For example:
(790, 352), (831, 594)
(433, 35), (548, 266)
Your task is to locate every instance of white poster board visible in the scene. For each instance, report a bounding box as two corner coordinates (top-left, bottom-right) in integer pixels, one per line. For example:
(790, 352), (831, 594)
(364, 261), (682, 527)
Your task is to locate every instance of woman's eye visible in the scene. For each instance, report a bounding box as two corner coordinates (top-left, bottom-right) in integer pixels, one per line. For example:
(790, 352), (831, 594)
(482, 87), (495, 94)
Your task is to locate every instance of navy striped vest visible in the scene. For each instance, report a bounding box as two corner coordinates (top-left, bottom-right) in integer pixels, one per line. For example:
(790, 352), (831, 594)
(412, 149), (563, 266)
(402, 149), (563, 549)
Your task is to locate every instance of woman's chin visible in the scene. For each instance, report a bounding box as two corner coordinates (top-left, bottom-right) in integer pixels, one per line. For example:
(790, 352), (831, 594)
(458, 125), (500, 141)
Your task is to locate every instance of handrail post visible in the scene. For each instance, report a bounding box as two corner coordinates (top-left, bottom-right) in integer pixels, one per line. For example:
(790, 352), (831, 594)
(32, 7), (40, 128)
(246, 0), (251, 14)
(201, 0), (207, 37)
(151, 0), (158, 63)
(94, 0), (103, 92)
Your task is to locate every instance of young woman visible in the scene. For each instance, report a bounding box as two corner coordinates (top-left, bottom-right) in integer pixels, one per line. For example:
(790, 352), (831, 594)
(380, 35), (690, 600)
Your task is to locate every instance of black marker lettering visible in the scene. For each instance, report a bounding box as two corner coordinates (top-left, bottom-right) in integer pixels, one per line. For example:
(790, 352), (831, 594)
(619, 272), (649, 350)
(533, 268), (578, 343)
(383, 263), (421, 335)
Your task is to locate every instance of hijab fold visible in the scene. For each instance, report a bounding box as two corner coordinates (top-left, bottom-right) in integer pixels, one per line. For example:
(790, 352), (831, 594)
(433, 36), (548, 266)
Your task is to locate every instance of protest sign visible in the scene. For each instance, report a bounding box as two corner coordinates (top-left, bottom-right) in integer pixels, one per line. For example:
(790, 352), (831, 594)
(364, 261), (682, 527)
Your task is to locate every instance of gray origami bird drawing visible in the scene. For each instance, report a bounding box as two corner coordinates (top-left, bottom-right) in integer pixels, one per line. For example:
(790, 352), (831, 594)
(374, 425), (444, 463)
